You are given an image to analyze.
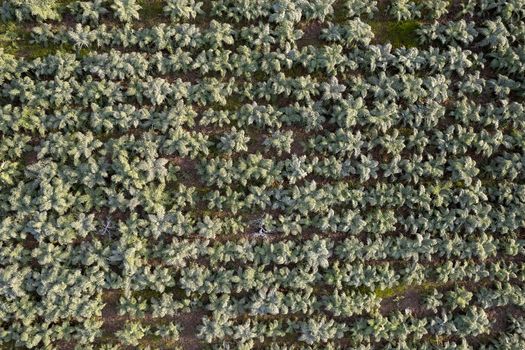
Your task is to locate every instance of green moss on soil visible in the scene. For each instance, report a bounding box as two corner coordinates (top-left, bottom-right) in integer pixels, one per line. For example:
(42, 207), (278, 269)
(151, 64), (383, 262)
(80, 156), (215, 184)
(369, 20), (421, 48)
(139, 0), (165, 24)
(375, 281), (438, 298)
(332, 0), (347, 23)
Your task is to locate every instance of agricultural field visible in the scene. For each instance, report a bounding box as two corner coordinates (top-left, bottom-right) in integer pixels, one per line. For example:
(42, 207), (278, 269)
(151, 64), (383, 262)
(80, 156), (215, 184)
(1, 0), (525, 349)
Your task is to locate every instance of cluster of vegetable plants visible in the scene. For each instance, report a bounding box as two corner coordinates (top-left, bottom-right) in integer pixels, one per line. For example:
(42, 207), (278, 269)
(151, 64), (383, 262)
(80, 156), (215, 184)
(0, 0), (524, 349)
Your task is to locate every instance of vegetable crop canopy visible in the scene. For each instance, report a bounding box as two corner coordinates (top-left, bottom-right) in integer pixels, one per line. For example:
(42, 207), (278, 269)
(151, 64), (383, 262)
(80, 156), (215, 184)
(0, 0), (525, 349)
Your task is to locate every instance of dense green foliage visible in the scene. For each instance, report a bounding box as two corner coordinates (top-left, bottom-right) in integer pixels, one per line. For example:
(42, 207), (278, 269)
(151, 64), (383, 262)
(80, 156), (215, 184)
(1, 0), (525, 349)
